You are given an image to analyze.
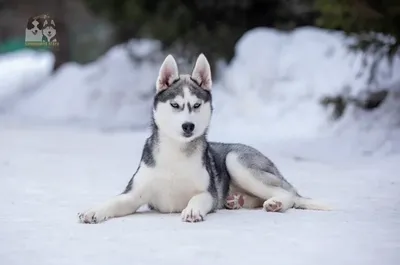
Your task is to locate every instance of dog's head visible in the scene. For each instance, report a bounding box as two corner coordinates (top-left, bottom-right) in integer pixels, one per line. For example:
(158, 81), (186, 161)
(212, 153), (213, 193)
(42, 19), (56, 38)
(153, 54), (213, 142)
(26, 17), (44, 35)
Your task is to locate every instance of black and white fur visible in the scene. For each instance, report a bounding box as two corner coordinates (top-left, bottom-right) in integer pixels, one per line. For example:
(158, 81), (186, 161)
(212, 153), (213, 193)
(42, 19), (57, 43)
(25, 17), (44, 42)
(78, 54), (330, 224)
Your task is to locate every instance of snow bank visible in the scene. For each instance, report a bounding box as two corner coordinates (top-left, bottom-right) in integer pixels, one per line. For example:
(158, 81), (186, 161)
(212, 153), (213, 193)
(1, 27), (399, 154)
(331, 82), (400, 155)
(0, 40), (162, 129)
(0, 49), (54, 111)
(212, 27), (400, 154)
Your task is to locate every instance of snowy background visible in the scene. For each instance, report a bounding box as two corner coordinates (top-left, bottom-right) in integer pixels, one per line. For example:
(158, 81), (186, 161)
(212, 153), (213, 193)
(1, 27), (400, 265)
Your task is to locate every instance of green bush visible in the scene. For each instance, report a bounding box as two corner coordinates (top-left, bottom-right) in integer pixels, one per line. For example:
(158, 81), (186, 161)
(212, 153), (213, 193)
(84, 0), (316, 72)
(84, 0), (399, 82)
(314, 0), (400, 84)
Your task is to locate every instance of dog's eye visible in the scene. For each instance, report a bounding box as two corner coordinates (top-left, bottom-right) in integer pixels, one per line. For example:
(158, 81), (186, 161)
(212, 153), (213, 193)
(193, 103), (201, 109)
(170, 102), (180, 109)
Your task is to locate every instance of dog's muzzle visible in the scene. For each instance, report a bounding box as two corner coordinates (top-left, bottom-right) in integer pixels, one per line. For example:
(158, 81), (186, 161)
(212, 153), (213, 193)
(182, 122), (195, 137)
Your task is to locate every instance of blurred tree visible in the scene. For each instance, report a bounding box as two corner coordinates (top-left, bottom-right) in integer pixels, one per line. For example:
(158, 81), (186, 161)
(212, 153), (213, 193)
(53, 0), (71, 71)
(314, 0), (400, 84)
(84, 0), (399, 81)
(84, 0), (317, 72)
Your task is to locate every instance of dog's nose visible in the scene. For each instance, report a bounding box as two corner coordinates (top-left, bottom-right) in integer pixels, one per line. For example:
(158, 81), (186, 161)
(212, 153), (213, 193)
(182, 122), (195, 134)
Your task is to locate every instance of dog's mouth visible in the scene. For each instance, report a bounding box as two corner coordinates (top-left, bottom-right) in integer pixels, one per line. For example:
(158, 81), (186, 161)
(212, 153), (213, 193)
(182, 132), (193, 138)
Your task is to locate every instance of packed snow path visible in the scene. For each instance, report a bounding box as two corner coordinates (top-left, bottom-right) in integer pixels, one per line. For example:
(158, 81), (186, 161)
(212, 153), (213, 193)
(1, 126), (399, 265)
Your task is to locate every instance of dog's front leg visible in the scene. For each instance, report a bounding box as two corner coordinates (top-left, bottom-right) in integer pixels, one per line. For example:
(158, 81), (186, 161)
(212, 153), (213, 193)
(181, 192), (214, 223)
(78, 167), (150, 224)
(78, 190), (147, 224)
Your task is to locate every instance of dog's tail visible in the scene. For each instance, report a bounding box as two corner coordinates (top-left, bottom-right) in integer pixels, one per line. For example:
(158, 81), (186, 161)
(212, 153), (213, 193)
(293, 196), (332, 211)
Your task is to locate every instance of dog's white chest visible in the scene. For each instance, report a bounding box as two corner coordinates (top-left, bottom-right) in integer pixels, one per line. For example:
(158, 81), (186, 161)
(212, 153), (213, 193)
(139, 151), (210, 213)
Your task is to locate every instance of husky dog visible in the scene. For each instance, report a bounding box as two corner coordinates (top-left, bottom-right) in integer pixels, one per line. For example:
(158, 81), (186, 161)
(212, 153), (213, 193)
(42, 19), (57, 43)
(78, 54), (330, 224)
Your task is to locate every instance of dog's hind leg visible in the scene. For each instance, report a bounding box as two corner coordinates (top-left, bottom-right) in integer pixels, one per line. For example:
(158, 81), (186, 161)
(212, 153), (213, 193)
(225, 152), (297, 213)
(225, 185), (264, 209)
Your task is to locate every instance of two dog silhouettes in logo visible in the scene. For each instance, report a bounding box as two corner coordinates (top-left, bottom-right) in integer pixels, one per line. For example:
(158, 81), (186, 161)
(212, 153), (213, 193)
(25, 15), (57, 43)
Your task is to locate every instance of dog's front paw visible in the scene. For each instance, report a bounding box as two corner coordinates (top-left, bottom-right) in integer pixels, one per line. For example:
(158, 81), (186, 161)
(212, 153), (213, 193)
(181, 206), (205, 223)
(77, 209), (109, 224)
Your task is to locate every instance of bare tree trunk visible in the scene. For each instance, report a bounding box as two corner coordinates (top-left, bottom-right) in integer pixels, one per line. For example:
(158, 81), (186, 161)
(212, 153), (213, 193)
(52, 0), (70, 71)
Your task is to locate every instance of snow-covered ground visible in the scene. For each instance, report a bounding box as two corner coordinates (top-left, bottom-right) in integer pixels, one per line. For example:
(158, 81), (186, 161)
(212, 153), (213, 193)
(1, 125), (399, 265)
(1, 26), (400, 264)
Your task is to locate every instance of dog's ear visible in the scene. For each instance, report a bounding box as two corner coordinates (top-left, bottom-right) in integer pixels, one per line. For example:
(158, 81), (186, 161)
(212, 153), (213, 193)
(37, 18), (44, 29)
(26, 17), (34, 29)
(191, 53), (212, 90)
(156, 54), (179, 92)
